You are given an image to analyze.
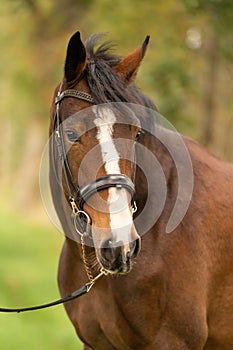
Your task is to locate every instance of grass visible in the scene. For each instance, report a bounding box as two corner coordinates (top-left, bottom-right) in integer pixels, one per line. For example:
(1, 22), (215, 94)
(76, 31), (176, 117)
(0, 207), (83, 350)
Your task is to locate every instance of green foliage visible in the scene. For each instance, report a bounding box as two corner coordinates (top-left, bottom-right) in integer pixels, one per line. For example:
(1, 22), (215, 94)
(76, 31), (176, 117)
(183, 0), (233, 59)
(84, 0), (232, 143)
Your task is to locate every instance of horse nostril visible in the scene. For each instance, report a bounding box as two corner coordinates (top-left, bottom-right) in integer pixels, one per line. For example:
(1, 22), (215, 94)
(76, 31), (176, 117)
(100, 239), (117, 264)
(130, 238), (141, 258)
(100, 238), (141, 266)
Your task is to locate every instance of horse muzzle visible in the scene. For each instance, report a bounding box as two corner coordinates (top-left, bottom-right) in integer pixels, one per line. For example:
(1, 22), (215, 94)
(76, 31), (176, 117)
(96, 233), (141, 275)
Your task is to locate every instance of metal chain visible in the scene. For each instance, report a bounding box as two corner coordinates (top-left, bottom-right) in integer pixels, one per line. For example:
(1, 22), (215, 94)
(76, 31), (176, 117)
(70, 198), (109, 283)
(80, 234), (109, 283)
(80, 234), (95, 282)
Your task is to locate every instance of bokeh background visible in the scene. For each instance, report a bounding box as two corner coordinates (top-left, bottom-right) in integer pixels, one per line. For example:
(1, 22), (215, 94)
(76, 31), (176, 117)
(0, 0), (232, 349)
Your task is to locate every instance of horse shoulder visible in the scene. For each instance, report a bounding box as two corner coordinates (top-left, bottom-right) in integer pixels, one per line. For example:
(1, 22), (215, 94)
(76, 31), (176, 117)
(184, 138), (233, 348)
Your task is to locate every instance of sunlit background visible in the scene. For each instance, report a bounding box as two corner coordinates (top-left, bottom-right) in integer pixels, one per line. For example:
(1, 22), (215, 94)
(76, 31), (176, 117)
(0, 0), (232, 349)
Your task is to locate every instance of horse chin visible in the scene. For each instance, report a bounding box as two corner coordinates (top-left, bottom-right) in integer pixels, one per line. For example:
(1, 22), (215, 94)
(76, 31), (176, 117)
(99, 261), (132, 276)
(101, 259), (133, 276)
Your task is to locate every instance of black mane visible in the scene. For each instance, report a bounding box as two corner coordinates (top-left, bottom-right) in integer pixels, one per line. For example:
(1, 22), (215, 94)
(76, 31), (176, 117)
(85, 34), (156, 110)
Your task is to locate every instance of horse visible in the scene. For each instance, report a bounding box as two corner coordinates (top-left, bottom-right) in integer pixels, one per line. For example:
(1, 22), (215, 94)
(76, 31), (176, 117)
(49, 31), (233, 349)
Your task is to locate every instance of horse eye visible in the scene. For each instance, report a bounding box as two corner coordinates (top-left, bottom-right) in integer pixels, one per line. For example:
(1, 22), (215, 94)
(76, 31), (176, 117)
(65, 130), (80, 143)
(135, 130), (141, 140)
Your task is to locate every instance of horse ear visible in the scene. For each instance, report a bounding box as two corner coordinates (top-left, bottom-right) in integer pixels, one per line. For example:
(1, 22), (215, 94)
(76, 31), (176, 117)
(64, 31), (87, 83)
(115, 35), (150, 83)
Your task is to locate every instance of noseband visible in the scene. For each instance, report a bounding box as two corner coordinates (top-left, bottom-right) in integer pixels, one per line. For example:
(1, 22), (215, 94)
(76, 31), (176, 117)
(54, 88), (137, 238)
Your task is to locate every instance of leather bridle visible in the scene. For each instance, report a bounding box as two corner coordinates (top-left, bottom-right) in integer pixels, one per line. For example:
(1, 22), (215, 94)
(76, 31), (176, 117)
(54, 87), (137, 238)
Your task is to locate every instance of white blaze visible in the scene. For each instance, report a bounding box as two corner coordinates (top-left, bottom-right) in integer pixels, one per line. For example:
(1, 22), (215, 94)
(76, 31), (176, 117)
(93, 106), (133, 244)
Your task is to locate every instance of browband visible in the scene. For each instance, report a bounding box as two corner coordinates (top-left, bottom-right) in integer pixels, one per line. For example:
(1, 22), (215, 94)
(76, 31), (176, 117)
(55, 89), (95, 104)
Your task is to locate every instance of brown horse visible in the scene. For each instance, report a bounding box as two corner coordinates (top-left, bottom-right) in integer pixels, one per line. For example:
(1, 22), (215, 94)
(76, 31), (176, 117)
(49, 31), (233, 349)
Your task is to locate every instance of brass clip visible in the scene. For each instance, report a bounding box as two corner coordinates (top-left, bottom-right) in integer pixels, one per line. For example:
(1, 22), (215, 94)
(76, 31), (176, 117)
(70, 197), (79, 216)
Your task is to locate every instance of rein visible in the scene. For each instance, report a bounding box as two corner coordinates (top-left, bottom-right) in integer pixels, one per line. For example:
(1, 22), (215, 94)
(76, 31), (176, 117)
(0, 271), (105, 313)
(0, 88), (137, 314)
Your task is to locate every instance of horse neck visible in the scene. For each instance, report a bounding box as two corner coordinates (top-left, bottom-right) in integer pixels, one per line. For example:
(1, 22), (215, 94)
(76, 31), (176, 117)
(135, 129), (179, 229)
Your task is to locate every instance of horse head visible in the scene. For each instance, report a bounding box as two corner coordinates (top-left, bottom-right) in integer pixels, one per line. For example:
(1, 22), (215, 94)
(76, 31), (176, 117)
(50, 32), (150, 275)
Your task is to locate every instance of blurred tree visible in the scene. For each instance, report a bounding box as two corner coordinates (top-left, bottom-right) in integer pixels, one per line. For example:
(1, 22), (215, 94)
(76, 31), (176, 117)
(183, 0), (233, 146)
(0, 0), (91, 208)
(85, 0), (195, 130)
